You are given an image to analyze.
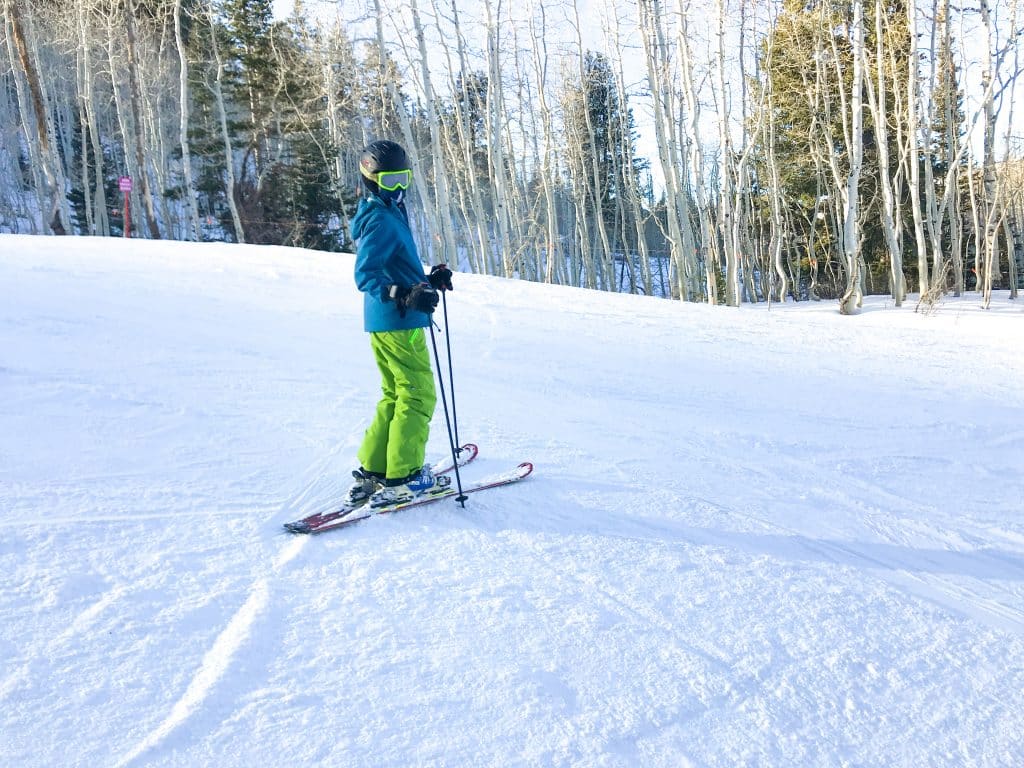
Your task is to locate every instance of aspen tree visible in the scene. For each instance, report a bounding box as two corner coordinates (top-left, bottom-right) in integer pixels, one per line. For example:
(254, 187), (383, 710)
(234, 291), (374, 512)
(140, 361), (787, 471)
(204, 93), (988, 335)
(715, 0), (739, 305)
(934, 0), (964, 295)
(483, 0), (515, 277)
(527, 0), (567, 285)
(124, 0), (161, 238)
(75, 1), (110, 236)
(906, 0), (932, 295)
(676, 0), (719, 303)
(368, 0), (438, 253)
(603, 0), (654, 296)
(404, 0), (459, 267)
(865, 0), (906, 304)
(1002, 0), (1021, 299)
(573, 2), (615, 289)
(839, 0), (865, 314)
(205, 0), (245, 242)
(432, 0), (491, 274)
(0, 52), (37, 229)
(5, 0), (69, 235)
(978, 0), (999, 306)
(175, 0), (201, 240)
(505, 18), (547, 283)
(638, 0), (700, 300)
(764, 77), (789, 305)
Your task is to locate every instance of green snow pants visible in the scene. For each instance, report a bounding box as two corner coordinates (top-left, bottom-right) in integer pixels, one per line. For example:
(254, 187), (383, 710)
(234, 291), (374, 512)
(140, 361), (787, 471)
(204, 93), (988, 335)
(357, 328), (437, 481)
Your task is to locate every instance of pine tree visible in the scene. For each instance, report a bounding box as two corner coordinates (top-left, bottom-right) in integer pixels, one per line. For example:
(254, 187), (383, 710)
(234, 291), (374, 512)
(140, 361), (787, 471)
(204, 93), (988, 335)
(757, 0), (915, 297)
(562, 50), (646, 289)
(188, 0), (343, 249)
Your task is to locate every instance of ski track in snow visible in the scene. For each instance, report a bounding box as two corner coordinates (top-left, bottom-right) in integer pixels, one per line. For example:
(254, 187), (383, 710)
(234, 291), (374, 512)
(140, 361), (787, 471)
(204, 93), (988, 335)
(2, 234), (1024, 766)
(114, 439), (339, 766)
(726, 451), (1024, 636)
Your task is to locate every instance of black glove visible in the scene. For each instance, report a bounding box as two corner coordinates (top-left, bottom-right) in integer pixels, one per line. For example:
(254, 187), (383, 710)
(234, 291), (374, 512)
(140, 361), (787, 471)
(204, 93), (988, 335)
(428, 263), (453, 292)
(389, 283), (439, 316)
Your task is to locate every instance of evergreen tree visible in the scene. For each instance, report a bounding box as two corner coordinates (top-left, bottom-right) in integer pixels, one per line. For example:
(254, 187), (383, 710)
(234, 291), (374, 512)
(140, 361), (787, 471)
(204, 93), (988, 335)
(757, 0), (914, 295)
(563, 52), (645, 241)
(188, 0), (344, 249)
(450, 71), (490, 181)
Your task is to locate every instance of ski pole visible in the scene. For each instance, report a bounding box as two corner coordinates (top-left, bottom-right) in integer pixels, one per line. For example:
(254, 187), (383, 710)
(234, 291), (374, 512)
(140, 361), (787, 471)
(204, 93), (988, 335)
(429, 321), (468, 506)
(440, 290), (460, 449)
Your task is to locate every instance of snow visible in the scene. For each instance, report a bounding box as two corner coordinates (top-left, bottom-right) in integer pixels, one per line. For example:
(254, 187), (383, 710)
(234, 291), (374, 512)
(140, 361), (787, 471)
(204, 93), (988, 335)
(1, 232), (1023, 767)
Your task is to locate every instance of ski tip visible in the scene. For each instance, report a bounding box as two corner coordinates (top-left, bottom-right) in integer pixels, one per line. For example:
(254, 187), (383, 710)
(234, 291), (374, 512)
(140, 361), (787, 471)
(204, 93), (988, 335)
(458, 443), (479, 461)
(518, 461), (534, 477)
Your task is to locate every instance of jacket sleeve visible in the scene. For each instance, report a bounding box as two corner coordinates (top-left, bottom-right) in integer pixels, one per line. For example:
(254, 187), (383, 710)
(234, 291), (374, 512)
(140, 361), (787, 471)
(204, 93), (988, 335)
(353, 214), (396, 304)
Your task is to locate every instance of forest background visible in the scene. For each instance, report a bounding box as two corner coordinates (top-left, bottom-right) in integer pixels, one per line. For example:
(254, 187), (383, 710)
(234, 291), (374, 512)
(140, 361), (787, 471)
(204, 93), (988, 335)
(2, 0), (1022, 313)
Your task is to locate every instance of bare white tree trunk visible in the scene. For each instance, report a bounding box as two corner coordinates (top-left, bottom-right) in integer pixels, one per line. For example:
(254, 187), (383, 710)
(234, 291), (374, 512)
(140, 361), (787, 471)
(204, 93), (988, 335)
(4, 15), (45, 233)
(839, 0), (865, 314)
(920, 0), (950, 305)
(572, 0), (616, 290)
(604, 1), (653, 296)
(939, 0), (964, 295)
(430, 0), (490, 274)
(1002, 0), (1021, 299)
(74, 72), (93, 234)
(76, 1), (110, 236)
(0, 77), (37, 230)
(676, 0), (719, 303)
(528, 0), (566, 285)
(5, 0), (69, 235)
(865, 0), (906, 305)
(123, 0), (160, 238)
(917, 0), (1003, 309)
(929, 0), (958, 294)
(716, 0), (741, 306)
(406, 0), (459, 267)
(174, 0), (200, 240)
(482, 0), (515, 277)
(372, 0), (451, 265)
(638, 0), (699, 301)
(977, 0), (1016, 308)
(205, 1), (245, 243)
(501, 18), (541, 282)
(905, 0), (931, 296)
(765, 86), (788, 305)
(737, 1), (772, 303)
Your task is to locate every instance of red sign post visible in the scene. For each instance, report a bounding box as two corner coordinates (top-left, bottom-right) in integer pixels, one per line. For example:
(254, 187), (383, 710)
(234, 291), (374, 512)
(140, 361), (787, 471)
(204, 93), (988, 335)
(119, 176), (133, 238)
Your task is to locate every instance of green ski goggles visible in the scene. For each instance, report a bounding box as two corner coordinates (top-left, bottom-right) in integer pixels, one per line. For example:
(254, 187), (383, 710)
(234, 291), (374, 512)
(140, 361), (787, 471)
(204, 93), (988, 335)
(362, 167), (413, 191)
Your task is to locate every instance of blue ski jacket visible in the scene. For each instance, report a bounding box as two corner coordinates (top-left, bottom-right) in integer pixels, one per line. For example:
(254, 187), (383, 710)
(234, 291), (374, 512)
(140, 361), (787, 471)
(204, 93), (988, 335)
(350, 195), (430, 333)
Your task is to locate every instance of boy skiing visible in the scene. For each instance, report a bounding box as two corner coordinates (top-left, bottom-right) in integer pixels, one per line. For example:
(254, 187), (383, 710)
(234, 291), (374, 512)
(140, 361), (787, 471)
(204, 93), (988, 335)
(346, 140), (453, 508)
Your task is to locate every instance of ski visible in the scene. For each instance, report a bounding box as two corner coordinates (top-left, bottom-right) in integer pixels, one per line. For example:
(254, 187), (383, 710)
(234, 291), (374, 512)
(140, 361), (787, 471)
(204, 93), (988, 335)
(286, 460), (533, 534)
(282, 443), (479, 534)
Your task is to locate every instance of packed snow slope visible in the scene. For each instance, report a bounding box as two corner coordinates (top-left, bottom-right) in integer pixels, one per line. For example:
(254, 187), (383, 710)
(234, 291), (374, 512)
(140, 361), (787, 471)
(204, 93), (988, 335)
(2, 233), (1023, 767)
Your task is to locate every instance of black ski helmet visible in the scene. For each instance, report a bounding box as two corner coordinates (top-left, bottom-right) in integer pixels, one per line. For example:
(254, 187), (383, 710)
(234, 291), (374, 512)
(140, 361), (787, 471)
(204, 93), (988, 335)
(359, 140), (409, 193)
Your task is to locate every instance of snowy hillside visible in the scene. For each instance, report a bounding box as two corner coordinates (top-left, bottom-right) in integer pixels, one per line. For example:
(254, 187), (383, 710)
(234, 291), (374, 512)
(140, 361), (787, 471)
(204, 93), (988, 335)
(2, 233), (1023, 767)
